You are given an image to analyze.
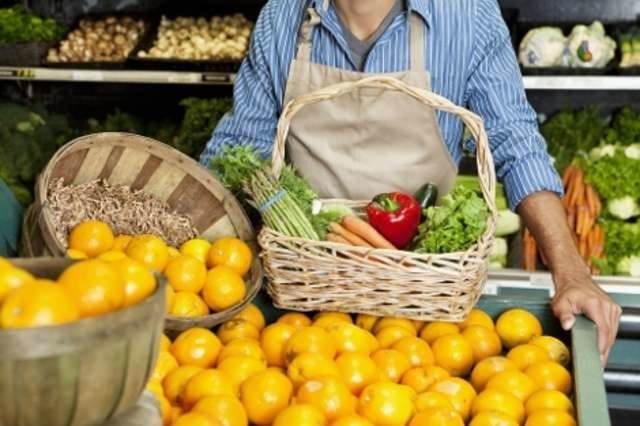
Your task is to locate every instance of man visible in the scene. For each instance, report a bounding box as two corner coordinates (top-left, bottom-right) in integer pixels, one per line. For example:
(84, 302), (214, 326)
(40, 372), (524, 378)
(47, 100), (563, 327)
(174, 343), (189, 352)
(201, 0), (621, 363)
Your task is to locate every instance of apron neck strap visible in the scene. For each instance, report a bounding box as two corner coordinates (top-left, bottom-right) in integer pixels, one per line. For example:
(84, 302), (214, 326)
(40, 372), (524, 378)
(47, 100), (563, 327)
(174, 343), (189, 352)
(295, 5), (427, 69)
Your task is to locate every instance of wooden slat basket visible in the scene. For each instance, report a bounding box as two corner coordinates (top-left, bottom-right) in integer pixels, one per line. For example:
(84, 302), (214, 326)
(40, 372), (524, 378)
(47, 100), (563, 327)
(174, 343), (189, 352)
(260, 76), (497, 321)
(19, 132), (262, 330)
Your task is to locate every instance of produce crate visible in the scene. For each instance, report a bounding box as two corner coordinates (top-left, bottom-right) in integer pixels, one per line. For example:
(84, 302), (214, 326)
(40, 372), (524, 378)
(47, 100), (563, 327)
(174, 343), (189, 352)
(252, 290), (611, 426)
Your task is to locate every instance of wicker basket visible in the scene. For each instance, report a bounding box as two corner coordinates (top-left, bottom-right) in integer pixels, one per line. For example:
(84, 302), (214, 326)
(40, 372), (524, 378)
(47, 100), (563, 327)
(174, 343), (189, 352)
(260, 75), (497, 322)
(19, 132), (262, 330)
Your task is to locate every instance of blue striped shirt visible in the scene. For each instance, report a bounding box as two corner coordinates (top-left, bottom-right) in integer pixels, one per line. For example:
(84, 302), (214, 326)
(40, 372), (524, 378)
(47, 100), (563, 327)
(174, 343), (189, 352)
(200, 0), (563, 210)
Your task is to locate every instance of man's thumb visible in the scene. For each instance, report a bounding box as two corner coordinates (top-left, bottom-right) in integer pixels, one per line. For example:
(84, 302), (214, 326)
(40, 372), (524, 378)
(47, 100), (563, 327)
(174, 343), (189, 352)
(560, 315), (575, 330)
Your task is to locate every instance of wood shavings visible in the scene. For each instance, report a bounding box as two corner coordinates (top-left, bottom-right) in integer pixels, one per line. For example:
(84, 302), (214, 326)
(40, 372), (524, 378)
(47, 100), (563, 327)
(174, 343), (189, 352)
(47, 179), (198, 249)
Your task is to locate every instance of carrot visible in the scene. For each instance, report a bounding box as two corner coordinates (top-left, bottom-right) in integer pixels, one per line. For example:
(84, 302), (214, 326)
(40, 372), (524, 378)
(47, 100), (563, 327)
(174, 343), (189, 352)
(579, 209), (593, 237)
(568, 170), (584, 207)
(329, 222), (373, 248)
(522, 229), (537, 271)
(326, 233), (352, 245)
(594, 193), (602, 216)
(341, 216), (396, 250)
(567, 206), (577, 231)
(585, 185), (598, 217)
(562, 165), (576, 187)
(578, 236), (589, 260)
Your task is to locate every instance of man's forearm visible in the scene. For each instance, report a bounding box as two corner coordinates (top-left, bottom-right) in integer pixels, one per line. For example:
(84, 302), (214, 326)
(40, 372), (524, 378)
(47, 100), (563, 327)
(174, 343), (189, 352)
(517, 191), (591, 288)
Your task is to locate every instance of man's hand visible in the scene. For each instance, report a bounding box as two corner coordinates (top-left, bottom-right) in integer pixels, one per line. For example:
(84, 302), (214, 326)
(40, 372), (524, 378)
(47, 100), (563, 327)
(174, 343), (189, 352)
(518, 191), (622, 365)
(551, 271), (622, 365)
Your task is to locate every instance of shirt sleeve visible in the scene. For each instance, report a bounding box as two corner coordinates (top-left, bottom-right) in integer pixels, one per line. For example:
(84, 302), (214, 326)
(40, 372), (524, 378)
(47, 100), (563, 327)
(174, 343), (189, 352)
(199, 1), (281, 167)
(464, 0), (563, 211)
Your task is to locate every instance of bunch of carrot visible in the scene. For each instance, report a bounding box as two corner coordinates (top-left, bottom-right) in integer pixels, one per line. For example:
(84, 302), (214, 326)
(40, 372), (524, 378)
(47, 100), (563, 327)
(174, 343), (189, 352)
(523, 164), (604, 273)
(326, 215), (396, 249)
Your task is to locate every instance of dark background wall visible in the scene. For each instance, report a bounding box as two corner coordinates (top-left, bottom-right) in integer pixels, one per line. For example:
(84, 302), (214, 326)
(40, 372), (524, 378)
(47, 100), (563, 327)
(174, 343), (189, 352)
(498, 0), (640, 23)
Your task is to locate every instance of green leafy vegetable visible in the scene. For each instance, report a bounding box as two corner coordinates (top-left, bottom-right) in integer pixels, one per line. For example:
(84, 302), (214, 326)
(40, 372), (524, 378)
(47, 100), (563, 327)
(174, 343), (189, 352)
(175, 98), (232, 159)
(594, 220), (640, 275)
(605, 106), (640, 144)
(413, 186), (489, 253)
(585, 148), (640, 201)
(0, 6), (66, 44)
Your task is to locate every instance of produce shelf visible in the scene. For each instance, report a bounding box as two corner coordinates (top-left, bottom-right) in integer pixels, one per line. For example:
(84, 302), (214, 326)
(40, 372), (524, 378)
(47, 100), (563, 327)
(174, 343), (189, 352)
(522, 75), (640, 91)
(0, 66), (236, 85)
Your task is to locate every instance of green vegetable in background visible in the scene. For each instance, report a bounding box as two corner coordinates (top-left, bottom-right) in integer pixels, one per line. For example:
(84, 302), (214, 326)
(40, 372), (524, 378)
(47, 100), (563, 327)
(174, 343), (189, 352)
(594, 220), (640, 276)
(585, 147), (640, 201)
(413, 186), (489, 253)
(175, 98), (232, 159)
(605, 106), (640, 144)
(540, 106), (608, 173)
(0, 6), (66, 44)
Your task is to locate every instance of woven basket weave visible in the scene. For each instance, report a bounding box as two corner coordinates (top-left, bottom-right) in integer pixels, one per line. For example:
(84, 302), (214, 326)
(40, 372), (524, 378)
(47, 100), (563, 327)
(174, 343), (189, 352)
(259, 75), (497, 322)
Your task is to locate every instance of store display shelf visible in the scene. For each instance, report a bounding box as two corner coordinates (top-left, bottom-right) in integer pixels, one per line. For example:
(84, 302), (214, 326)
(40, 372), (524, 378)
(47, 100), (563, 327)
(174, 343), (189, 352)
(523, 75), (640, 90)
(0, 66), (236, 85)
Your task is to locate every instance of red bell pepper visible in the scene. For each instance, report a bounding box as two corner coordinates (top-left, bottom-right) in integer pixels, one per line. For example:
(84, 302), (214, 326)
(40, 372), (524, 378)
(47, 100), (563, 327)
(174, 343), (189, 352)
(366, 192), (421, 249)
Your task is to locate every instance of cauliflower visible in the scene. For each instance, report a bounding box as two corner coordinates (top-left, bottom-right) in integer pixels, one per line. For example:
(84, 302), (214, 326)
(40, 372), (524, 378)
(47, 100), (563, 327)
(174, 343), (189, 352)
(567, 21), (616, 68)
(616, 255), (640, 277)
(589, 144), (617, 160)
(607, 196), (640, 220)
(519, 27), (567, 67)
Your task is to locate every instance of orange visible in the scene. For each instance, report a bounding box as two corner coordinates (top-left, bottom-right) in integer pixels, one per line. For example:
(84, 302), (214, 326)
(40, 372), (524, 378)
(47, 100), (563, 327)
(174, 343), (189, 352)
(168, 247), (181, 259)
(1, 281), (78, 328)
(233, 303), (266, 331)
(420, 322), (460, 344)
(331, 414), (374, 426)
(371, 349), (411, 383)
(469, 411), (519, 426)
(151, 351), (179, 382)
(277, 312), (312, 329)
(470, 356), (519, 392)
(112, 235), (133, 252)
(125, 234), (170, 272)
(428, 377), (477, 421)
(400, 365), (449, 394)
(336, 353), (380, 395)
(273, 404), (326, 426)
(97, 250), (127, 262)
(68, 220), (114, 258)
(170, 291), (209, 317)
(202, 266), (246, 311)
(171, 327), (221, 368)
(57, 259), (125, 317)
(171, 406), (184, 424)
(145, 379), (164, 400)
(313, 311), (353, 329)
(355, 314), (379, 332)
(287, 352), (341, 389)
(431, 334), (474, 377)
(525, 389), (574, 416)
(392, 336), (434, 368)
(173, 412), (220, 426)
(181, 369), (236, 410)
(158, 395), (172, 426)
(524, 361), (572, 394)
(357, 382), (415, 425)
(461, 325), (502, 362)
(218, 355), (267, 388)
(297, 376), (358, 421)
(285, 326), (337, 364)
(507, 344), (551, 370)
(375, 325), (416, 349)
(328, 322), (378, 355)
(162, 365), (203, 405)
(192, 394), (248, 426)
(239, 369), (293, 425)
(111, 257), (156, 307)
(485, 370), (539, 402)
(166, 285), (175, 312)
(219, 338), (266, 363)
(530, 336), (571, 367)
(66, 249), (89, 260)
(408, 408), (464, 426)
(0, 257), (12, 269)
(459, 308), (494, 330)
(164, 255), (207, 293)
(414, 390), (455, 412)
(372, 317), (415, 334)
(261, 322), (296, 367)
(412, 320), (425, 332)
(0, 266), (34, 303)
(217, 319), (260, 344)
(180, 238), (212, 264)
(471, 388), (525, 424)
(160, 334), (171, 352)
(524, 409), (576, 426)
(208, 237), (252, 276)
(496, 309), (543, 349)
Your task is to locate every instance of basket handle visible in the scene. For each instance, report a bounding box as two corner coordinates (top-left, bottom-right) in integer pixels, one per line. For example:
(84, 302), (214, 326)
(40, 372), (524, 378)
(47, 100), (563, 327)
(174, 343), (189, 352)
(271, 75), (497, 214)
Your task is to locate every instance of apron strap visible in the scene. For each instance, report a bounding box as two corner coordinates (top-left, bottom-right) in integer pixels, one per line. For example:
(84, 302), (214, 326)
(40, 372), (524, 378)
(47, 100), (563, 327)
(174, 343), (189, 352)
(409, 12), (426, 72)
(296, 7), (322, 61)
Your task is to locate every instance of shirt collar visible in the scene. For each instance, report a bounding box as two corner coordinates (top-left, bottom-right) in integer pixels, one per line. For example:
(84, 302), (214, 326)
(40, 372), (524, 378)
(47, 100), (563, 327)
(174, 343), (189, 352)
(312, 0), (431, 25)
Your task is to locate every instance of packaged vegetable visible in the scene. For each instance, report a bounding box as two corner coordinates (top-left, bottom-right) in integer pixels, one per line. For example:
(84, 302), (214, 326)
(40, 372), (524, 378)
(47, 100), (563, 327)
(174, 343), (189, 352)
(519, 27), (567, 67)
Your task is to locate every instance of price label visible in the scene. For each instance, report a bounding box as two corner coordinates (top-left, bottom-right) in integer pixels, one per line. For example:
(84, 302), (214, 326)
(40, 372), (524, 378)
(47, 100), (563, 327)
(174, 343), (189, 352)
(71, 70), (104, 81)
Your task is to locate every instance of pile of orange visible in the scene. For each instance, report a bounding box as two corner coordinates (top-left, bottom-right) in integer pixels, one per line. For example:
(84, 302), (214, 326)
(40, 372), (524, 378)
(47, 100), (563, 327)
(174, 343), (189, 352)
(66, 219), (253, 317)
(147, 306), (577, 426)
(0, 255), (156, 329)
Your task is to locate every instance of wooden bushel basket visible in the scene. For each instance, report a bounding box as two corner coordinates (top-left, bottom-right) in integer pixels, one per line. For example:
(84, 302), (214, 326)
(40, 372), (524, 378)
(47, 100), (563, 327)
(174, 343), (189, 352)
(259, 76), (498, 321)
(19, 133), (262, 330)
(0, 258), (165, 426)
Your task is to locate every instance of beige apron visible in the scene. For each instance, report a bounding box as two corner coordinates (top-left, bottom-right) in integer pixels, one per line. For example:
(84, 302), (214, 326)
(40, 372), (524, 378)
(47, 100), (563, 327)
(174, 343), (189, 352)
(283, 6), (458, 200)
